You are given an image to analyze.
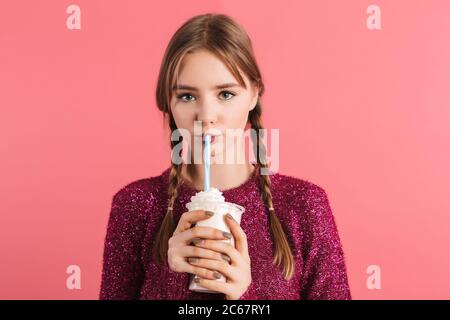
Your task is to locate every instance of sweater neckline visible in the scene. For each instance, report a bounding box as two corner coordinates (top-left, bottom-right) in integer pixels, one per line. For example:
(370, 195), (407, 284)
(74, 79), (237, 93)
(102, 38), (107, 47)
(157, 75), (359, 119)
(162, 163), (260, 197)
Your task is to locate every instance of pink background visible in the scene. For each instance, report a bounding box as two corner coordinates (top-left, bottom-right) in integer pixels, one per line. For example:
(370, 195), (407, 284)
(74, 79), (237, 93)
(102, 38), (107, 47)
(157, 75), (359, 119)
(1, 1), (449, 299)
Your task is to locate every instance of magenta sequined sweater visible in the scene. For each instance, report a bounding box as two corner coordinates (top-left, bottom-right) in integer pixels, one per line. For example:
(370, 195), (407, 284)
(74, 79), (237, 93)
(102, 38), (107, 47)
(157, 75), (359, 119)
(99, 167), (351, 300)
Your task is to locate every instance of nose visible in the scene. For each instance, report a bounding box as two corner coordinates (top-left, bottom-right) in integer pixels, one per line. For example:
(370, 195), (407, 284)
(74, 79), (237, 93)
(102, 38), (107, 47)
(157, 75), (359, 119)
(197, 100), (218, 127)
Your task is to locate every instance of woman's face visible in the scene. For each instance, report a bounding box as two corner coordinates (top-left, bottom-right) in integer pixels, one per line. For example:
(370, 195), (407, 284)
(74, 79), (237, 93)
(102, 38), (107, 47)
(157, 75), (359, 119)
(170, 49), (259, 161)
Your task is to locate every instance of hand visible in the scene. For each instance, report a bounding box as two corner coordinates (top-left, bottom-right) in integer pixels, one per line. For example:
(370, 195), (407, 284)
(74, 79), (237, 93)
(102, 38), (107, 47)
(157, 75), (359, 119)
(187, 213), (252, 300)
(167, 210), (232, 280)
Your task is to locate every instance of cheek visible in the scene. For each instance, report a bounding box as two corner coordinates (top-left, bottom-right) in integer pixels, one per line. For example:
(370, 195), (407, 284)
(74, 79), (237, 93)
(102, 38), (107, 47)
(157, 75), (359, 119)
(222, 98), (251, 127)
(171, 104), (196, 128)
(170, 105), (198, 149)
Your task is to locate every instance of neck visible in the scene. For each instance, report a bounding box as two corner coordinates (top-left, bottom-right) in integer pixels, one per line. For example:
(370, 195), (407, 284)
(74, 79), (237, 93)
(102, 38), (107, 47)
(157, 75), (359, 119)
(181, 162), (256, 192)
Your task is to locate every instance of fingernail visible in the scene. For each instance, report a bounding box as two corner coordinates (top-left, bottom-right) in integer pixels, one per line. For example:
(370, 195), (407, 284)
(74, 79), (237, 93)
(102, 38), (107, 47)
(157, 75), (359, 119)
(222, 231), (232, 239)
(225, 213), (234, 221)
(221, 253), (231, 262)
(193, 238), (204, 245)
(213, 271), (222, 279)
(205, 211), (214, 217)
(188, 257), (198, 263)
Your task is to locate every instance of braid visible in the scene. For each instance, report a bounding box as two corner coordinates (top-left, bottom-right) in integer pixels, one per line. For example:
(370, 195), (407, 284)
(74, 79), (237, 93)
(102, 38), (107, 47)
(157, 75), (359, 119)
(153, 115), (183, 264)
(249, 105), (295, 280)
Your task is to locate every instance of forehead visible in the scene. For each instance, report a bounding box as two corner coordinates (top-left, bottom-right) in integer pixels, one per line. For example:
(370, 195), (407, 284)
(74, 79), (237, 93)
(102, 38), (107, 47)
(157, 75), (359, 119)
(175, 49), (249, 89)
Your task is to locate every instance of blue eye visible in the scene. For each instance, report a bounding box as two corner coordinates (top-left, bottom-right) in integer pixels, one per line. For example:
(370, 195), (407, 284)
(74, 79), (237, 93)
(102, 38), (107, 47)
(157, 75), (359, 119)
(177, 93), (195, 102)
(220, 91), (235, 100)
(176, 91), (236, 103)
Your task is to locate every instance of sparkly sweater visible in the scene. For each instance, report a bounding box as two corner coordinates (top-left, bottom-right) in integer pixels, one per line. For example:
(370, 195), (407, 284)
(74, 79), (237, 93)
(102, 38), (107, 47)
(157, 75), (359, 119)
(99, 167), (352, 300)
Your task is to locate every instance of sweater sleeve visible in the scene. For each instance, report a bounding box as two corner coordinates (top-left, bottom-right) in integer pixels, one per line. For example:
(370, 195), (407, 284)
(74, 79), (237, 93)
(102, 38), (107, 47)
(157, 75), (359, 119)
(300, 184), (351, 300)
(99, 186), (148, 300)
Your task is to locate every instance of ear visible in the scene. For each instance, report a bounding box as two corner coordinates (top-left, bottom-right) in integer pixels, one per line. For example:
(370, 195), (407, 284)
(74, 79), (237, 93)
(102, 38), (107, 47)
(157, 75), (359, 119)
(249, 82), (260, 111)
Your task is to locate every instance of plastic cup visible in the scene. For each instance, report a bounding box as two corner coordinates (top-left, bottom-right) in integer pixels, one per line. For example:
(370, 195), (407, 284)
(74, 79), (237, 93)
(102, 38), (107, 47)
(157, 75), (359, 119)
(186, 199), (245, 293)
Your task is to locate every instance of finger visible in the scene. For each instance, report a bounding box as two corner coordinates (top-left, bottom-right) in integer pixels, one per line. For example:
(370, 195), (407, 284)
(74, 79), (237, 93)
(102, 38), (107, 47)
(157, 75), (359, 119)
(178, 226), (230, 244)
(194, 277), (232, 296)
(185, 263), (221, 280)
(173, 210), (214, 235)
(183, 245), (226, 262)
(187, 257), (237, 281)
(169, 253), (219, 280)
(193, 239), (242, 266)
(224, 213), (249, 258)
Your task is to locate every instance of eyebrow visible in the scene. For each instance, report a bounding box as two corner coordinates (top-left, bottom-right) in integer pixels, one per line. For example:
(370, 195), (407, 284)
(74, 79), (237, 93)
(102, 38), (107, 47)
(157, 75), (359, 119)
(172, 82), (241, 91)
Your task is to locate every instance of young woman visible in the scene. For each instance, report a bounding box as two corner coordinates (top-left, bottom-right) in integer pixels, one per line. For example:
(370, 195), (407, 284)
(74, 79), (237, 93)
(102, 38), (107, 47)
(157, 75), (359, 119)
(100, 13), (351, 300)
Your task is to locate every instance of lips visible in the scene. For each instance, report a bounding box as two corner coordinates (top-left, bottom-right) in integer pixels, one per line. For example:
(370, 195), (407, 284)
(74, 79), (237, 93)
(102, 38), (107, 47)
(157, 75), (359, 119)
(203, 134), (217, 144)
(202, 132), (222, 144)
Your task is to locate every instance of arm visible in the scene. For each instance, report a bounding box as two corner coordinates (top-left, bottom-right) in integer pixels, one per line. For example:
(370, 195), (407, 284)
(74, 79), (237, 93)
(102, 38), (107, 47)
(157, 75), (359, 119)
(300, 184), (351, 300)
(99, 187), (148, 300)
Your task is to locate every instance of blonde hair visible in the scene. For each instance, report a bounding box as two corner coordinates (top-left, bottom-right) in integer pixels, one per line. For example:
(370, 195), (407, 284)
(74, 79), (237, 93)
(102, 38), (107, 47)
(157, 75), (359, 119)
(153, 13), (294, 280)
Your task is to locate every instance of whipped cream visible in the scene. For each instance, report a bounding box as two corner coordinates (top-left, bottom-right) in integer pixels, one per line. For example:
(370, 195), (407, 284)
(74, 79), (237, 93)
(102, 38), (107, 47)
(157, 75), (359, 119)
(186, 187), (244, 225)
(188, 187), (225, 204)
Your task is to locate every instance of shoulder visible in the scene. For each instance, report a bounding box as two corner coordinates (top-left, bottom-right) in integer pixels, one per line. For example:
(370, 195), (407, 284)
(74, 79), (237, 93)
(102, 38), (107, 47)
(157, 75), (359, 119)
(103, 169), (172, 251)
(112, 177), (160, 205)
(110, 168), (170, 218)
(270, 172), (340, 246)
(269, 171), (334, 225)
(269, 171), (329, 207)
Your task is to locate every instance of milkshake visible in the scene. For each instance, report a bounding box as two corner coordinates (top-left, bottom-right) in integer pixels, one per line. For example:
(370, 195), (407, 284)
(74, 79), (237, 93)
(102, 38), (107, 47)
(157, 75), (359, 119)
(186, 187), (245, 293)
